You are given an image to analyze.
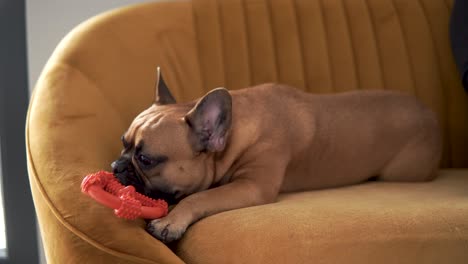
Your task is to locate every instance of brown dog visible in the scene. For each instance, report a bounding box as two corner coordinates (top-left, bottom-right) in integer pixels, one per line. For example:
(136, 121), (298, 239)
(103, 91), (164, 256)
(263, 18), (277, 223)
(112, 68), (442, 243)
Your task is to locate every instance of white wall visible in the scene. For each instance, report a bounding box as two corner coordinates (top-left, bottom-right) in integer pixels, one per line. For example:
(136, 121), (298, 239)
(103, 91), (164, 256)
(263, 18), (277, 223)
(26, 1), (153, 262)
(26, 0), (153, 91)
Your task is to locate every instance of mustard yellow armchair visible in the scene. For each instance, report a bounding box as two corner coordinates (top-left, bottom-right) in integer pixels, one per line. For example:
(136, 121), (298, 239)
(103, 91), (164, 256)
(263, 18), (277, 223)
(27, 0), (468, 263)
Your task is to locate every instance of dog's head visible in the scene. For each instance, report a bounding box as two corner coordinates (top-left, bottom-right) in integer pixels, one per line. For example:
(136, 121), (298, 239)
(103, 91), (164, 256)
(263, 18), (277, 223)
(112, 68), (232, 203)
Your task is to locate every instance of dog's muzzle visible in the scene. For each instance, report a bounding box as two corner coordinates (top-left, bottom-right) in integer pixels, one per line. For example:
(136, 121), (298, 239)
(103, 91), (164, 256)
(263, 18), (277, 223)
(111, 157), (146, 193)
(111, 157), (179, 205)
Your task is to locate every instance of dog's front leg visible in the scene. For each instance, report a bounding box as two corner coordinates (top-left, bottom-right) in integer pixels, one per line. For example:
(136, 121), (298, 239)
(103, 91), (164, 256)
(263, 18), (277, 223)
(147, 171), (283, 243)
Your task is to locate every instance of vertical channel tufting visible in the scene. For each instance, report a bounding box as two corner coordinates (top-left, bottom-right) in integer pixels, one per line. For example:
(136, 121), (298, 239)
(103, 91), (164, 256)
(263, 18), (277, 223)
(343, 0), (384, 90)
(291, 0), (307, 89)
(191, 0), (205, 96)
(241, 0), (253, 86)
(160, 34), (185, 95)
(215, 0), (227, 90)
(388, 0), (417, 96)
(415, 0), (451, 167)
(269, 0), (306, 88)
(421, 0), (456, 167)
(218, 0), (252, 89)
(188, 0), (465, 166)
(317, 0), (335, 92)
(340, 0), (360, 89)
(192, 0), (225, 91)
(320, 0), (361, 91)
(242, 0), (277, 84)
(243, 0), (256, 85)
(362, 0), (386, 89)
(367, 0), (415, 92)
(264, 0), (279, 82)
(295, 0), (334, 93)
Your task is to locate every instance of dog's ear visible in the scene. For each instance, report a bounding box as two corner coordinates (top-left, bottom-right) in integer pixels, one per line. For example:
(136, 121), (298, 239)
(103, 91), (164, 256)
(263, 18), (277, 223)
(185, 88), (232, 152)
(154, 67), (176, 105)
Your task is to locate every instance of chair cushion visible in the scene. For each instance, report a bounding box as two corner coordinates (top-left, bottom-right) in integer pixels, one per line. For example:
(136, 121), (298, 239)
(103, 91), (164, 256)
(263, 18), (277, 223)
(176, 169), (468, 264)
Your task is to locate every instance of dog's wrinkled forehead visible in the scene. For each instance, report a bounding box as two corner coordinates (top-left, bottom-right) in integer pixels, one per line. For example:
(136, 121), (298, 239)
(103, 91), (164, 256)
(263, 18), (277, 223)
(124, 105), (194, 157)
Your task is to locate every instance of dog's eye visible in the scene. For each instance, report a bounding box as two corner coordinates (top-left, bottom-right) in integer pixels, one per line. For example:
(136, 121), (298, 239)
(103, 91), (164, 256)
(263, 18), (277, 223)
(137, 154), (153, 167)
(136, 153), (168, 169)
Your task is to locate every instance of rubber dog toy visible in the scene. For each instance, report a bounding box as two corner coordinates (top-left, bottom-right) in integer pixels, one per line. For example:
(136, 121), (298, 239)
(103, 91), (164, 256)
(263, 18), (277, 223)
(81, 171), (168, 220)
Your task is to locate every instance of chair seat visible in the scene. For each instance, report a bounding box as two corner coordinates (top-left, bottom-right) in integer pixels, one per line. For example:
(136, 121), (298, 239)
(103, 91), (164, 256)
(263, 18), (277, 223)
(176, 169), (468, 264)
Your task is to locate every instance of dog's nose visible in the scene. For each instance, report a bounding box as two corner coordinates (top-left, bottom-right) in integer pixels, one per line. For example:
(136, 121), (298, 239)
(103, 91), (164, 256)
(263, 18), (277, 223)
(111, 159), (130, 174)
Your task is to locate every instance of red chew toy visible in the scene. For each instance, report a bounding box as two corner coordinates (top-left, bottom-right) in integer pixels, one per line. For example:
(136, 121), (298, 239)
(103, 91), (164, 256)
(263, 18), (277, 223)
(81, 171), (168, 220)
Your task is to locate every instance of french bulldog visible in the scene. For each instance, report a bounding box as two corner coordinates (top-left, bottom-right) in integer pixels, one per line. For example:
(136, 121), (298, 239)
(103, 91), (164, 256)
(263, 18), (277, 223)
(112, 68), (442, 243)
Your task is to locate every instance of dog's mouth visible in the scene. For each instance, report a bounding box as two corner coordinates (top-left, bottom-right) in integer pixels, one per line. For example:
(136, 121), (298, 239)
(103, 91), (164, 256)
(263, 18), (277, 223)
(114, 170), (180, 205)
(113, 168), (146, 193)
(148, 190), (180, 205)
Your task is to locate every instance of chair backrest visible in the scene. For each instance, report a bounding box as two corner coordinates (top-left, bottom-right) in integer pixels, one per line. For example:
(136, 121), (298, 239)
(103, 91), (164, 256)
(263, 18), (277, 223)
(183, 0), (467, 168)
(37, 0), (467, 169)
(27, 0), (468, 262)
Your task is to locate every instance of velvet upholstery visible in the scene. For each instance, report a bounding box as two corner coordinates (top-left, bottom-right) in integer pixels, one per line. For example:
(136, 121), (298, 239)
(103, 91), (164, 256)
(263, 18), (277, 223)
(26, 0), (468, 263)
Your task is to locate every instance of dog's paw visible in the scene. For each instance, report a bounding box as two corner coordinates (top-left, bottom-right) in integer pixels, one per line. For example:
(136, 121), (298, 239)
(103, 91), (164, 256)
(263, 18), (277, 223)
(146, 217), (188, 243)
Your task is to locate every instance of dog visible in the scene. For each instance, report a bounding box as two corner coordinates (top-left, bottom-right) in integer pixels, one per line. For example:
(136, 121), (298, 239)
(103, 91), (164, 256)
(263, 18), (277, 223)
(112, 68), (442, 243)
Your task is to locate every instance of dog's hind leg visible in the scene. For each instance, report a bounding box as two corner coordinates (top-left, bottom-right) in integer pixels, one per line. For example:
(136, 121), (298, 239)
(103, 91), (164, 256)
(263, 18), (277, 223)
(378, 127), (442, 182)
